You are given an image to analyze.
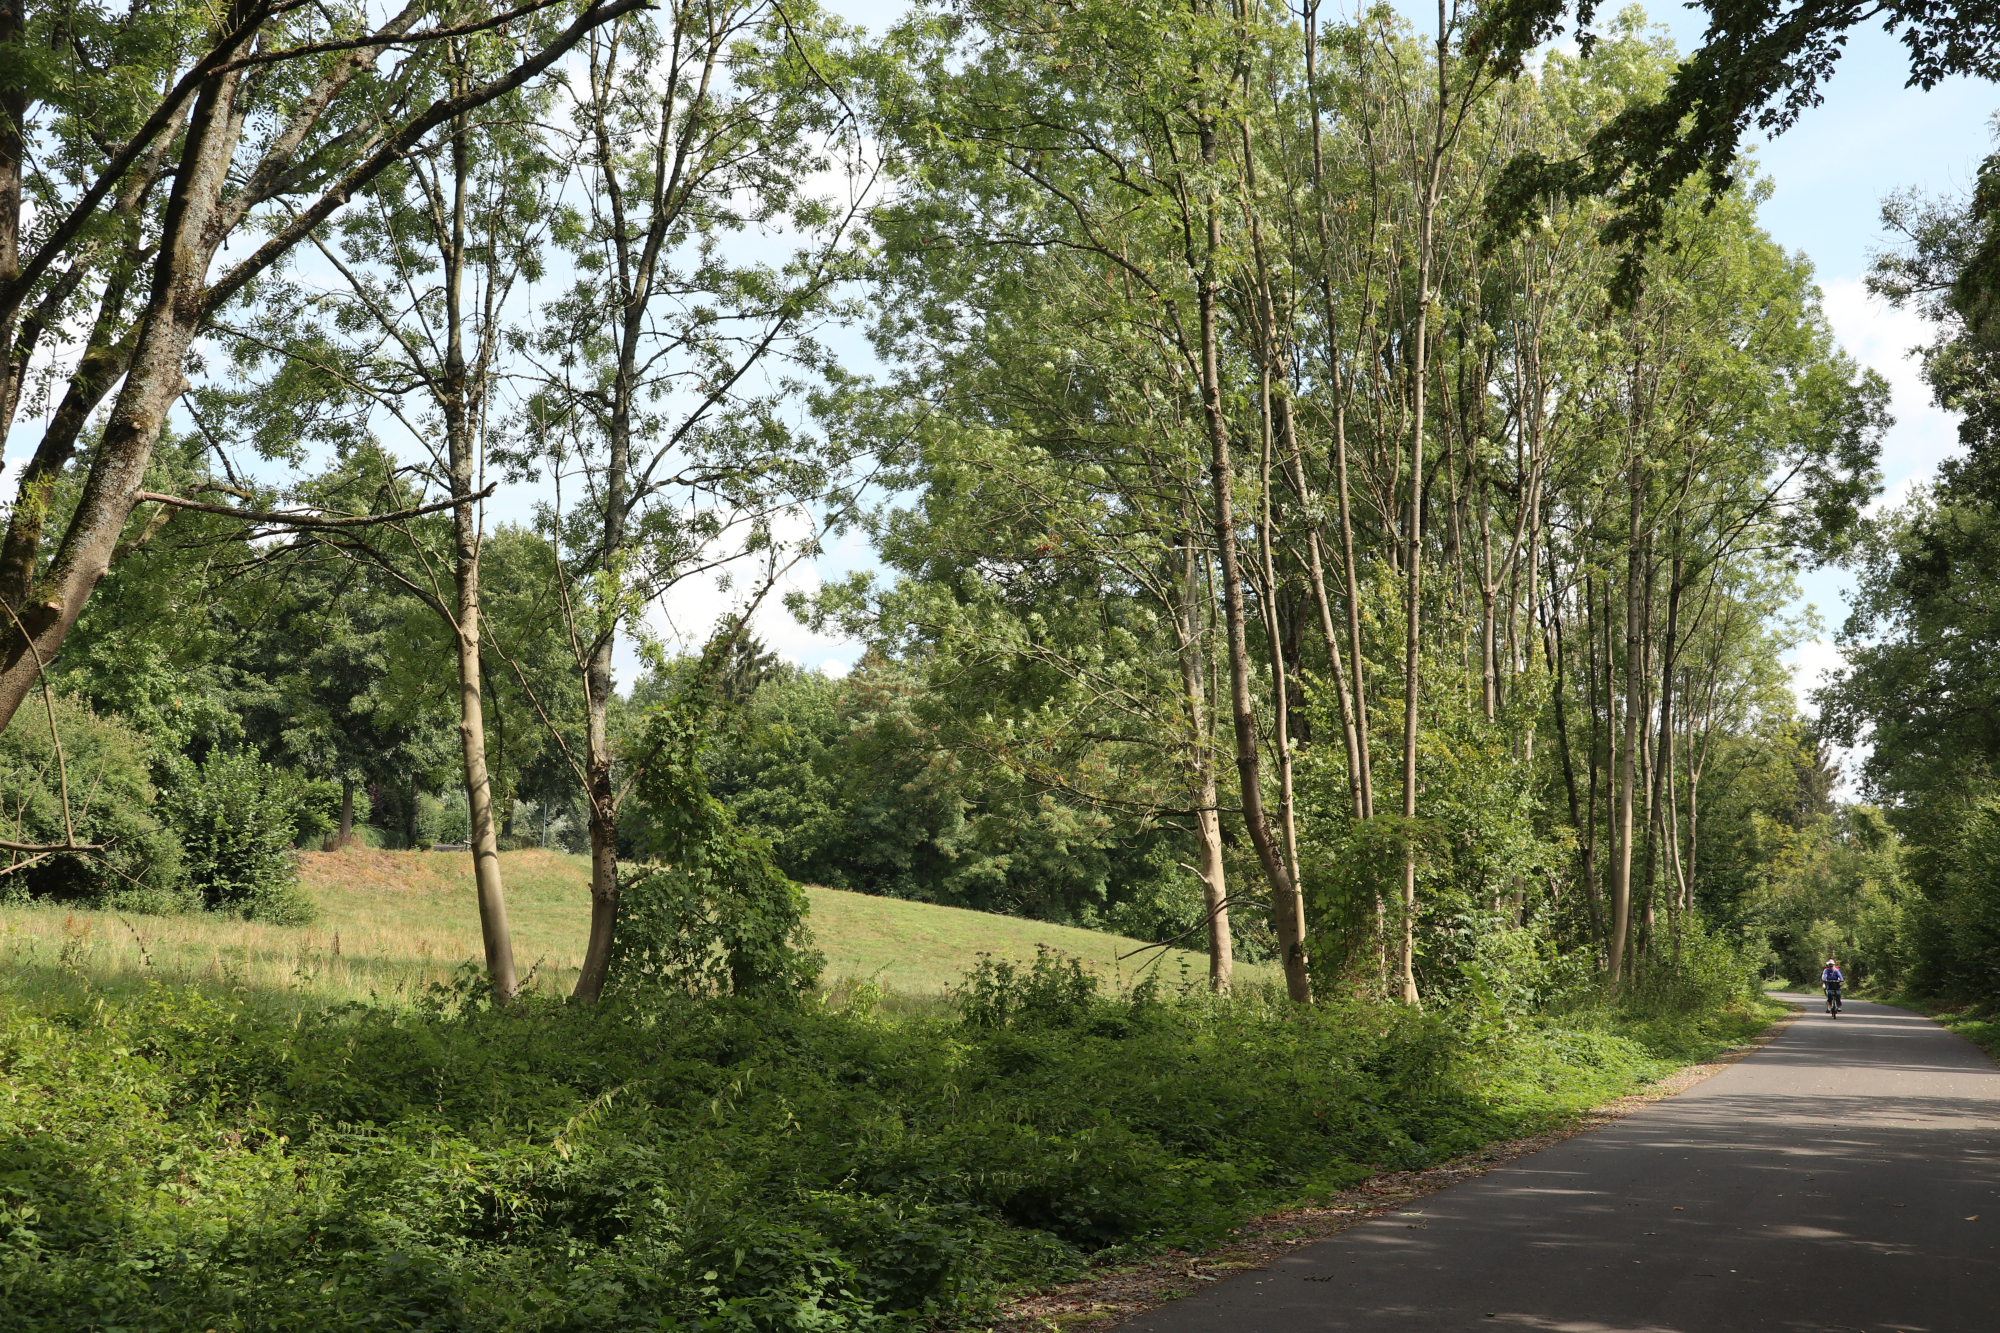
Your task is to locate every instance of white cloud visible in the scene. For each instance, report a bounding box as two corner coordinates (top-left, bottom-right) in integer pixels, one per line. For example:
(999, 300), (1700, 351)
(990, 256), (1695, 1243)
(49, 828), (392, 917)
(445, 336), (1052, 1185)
(1786, 636), (1845, 716)
(1770, 278), (1960, 754)
(1818, 277), (1962, 500)
(628, 508), (872, 689)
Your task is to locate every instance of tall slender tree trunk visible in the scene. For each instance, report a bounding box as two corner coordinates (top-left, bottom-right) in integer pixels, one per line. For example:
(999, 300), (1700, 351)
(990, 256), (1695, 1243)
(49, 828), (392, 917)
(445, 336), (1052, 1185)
(1581, 571), (1605, 940)
(568, 28), (718, 1001)
(1608, 459), (1643, 983)
(452, 504), (516, 1001)
(1396, 41), (1449, 1005)
(1640, 546), (1676, 961)
(1546, 565), (1597, 932)
(569, 344), (631, 1004)
(1196, 155), (1309, 1002)
(1282, 418), (1363, 818)
(1652, 556), (1684, 937)
(1304, 0), (1373, 831)
(1686, 765), (1704, 910)
(1239, 121), (1309, 955)
(1179, 532), (1232, 991)
(1477, 478), (1498, 721)
(1603, 571), (1622, 951)
(1635, 545), (1656, 963)
(440, 105), (516, 1003)
(1257, 374), (1304, 892)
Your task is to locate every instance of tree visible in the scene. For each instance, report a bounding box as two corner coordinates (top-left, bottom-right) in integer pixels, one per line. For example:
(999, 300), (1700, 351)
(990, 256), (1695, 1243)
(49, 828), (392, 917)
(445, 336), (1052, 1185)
(863, 0), (1323, 1000)
(526, 0), (868, 1001)
(1817, 171), (2000, 999)
(0, 0), (645, 760)
(211, 37), (572, 1000)
(1476, 0), (2000, 299)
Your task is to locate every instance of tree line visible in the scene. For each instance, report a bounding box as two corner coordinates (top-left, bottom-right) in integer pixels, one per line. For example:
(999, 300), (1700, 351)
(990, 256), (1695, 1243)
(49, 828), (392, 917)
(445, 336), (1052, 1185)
(0, 0), (1934, 1006)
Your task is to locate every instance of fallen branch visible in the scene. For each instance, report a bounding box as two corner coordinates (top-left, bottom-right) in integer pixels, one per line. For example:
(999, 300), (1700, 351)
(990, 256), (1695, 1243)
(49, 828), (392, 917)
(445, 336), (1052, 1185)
(1118, 891), (1267, 961)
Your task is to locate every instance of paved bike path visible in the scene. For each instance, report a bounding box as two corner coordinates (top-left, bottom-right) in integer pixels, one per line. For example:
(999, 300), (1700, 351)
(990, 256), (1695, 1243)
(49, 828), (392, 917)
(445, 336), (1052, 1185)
(1124, 996), (2000, 1333)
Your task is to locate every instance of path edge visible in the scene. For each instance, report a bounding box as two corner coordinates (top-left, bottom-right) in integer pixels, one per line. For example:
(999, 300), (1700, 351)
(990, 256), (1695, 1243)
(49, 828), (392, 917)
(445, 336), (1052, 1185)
(986, 1002), (1804, 1333)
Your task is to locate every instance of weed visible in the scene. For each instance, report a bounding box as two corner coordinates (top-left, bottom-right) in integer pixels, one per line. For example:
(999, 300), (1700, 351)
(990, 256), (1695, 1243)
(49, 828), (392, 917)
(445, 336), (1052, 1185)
(0, 958), (1764, 1333)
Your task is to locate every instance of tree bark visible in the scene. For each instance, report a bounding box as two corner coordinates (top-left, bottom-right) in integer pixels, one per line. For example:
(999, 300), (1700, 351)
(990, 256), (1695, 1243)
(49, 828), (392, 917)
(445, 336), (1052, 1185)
(1257, 375), (1305, 908)
(1181, 533), (1232, 992)
(1608, 458), (1643, 983)
(0, 43), (249, 731)
(1651, 553), (1684, 936)
(454, 547), (516, 999)
(1196, 156), (1309, 1002)
(572, 626), (621, 1002)
(440, 99), (516, 1004)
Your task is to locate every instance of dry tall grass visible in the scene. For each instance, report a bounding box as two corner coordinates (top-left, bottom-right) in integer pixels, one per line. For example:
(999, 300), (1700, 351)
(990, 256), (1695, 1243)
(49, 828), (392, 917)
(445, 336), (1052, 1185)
(0, 846), (1265, 1003)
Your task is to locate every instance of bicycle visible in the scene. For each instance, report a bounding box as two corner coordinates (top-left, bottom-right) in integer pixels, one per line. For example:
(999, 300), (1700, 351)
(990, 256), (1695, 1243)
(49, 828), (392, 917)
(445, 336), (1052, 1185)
(1824, 985), (1842, 1017)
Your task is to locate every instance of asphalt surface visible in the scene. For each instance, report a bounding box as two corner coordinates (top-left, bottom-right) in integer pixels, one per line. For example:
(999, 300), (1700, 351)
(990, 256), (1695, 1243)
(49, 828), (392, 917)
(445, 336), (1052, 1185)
(1124, 995), (2000, 1333)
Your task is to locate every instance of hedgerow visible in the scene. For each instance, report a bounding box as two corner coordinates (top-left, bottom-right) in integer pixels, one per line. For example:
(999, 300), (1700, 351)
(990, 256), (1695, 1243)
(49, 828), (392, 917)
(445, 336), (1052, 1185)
(0, 955), (1770, 1333)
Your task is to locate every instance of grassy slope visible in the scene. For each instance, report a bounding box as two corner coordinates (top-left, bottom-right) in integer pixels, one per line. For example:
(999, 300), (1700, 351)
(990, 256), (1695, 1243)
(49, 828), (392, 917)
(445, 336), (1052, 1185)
(0, 847), (1269, 1001)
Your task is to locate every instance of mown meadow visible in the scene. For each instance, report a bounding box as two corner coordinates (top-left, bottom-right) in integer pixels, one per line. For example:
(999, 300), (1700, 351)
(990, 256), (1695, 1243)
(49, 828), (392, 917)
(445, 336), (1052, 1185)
(0, 849), (1268, 1004)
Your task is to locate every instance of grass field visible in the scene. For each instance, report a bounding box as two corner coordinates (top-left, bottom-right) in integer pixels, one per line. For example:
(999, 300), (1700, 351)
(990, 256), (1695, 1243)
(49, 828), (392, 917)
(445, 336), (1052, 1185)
(0, 846), (1267, 1001)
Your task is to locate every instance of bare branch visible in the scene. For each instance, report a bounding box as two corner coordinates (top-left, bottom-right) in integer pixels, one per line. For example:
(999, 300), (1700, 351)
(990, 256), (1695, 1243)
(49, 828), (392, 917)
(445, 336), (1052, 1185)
(133, 484), (496, 528)
(211, 0), (575, 75)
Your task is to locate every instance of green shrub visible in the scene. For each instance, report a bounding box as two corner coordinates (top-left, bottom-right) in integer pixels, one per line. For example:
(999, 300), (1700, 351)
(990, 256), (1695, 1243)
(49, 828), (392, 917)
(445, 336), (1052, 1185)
(1628, 914), (1755, 1017)
(414, 790), (470, 846)
(612, 701), (822, 997)
(157, 751), (318, 923)
(953, 947), (1103, 1029)
(0, 694), (186, 909)
(0, 972), (1700, 1333)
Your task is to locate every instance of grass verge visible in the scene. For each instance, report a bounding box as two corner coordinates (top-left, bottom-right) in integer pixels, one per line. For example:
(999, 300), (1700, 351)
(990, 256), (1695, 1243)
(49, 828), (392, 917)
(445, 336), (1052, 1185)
(0, 956), (1784, 1333)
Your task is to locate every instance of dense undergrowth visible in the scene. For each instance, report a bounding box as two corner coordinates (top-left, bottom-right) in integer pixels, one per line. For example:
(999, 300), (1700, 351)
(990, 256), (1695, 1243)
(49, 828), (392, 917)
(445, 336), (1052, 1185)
(0, 955), (1777, 1333)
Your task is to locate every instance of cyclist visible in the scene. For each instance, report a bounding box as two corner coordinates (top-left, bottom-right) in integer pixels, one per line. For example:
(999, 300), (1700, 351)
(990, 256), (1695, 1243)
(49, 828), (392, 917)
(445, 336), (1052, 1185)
(1820, 959), (1845, 1016)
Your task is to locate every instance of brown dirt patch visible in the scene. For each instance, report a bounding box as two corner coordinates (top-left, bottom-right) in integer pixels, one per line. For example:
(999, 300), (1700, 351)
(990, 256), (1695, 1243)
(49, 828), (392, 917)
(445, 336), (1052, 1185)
(298, 847), (456, 894)
(298, 846), (585, 896)
(989, 1005), (1802, 1333)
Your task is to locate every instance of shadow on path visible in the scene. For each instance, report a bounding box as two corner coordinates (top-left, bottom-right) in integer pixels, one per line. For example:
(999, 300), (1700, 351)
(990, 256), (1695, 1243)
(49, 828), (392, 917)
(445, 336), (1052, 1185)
(1123, 997), (2000, 1333)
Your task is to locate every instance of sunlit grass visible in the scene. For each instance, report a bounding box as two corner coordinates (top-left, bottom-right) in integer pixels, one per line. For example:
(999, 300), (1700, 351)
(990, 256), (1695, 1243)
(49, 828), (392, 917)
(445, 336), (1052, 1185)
(0, 846), (1263, 1003)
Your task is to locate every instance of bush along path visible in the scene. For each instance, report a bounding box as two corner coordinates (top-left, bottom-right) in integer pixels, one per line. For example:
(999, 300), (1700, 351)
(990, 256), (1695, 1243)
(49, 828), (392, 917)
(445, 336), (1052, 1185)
(1112, 995), (2000, 1333)
(0, 953), (1779, 1333)
(993, 1002), (1801, 1333)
